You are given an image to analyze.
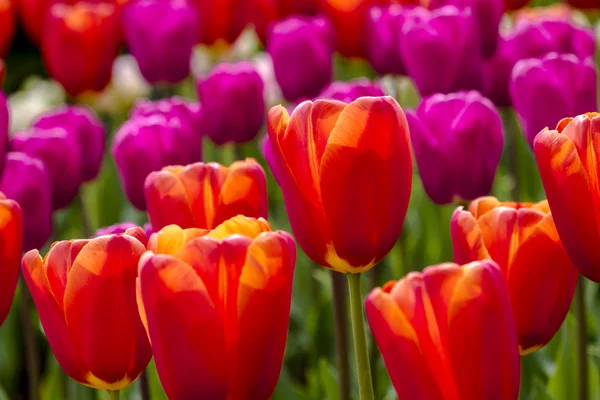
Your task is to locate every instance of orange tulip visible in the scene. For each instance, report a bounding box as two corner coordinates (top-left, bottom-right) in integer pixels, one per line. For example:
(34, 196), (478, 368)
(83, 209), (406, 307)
(534, 112), (600, 282)
(144, 159), (268, 232)
(21, 227), (151, 390)
(267, 96), (412, 273)
(451, 196), (578, 354)
(137, 216), (296, 399)
(365, 261), (521, 399)
(0, 192), (21, 326)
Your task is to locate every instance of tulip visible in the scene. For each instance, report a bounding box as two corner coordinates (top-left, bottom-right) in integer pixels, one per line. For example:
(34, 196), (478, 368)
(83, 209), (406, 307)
(122, 0), (198, 84)
(21, 227), (151, 391)
(267, 96), (412, 273)
(0, 152), (52, 251)
(366, 5), (405, 76)
(14, 0), (48, 45)
(188, 0), (246, 45)
(196, 62), (265, 145)
(0, 0), (15, 57)
(267, 15), (333, 102)
(511, 53), (597, 147)
(112, 114), (203, 210)
(407, 91), (503, 204)
(144, 159), (268, 231)
(32, 105), (106, 182)
(365, 260), (521, 399)
(0, 91), (8, 174)
(42, 1), (122, 96)
(94, 221), (137, 237)
(11, 127), (83, 210)
(0, 192), (22, 326)
(318, 78), (385, 103)
(399, 6), (482, 96)
(251, 0), (319, 42)
(451, 197), (578, 354)
(137, 216), (295, 399)
(534, 113), (600, 282)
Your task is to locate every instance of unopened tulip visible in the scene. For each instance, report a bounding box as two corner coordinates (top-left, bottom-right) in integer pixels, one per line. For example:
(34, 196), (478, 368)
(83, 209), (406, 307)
(366, 5), (405, 76)
(535, 113), (600, 282)
(122, 0), (198, 84)
(267, 96), (412, 273)
(267, 15), (333, 102)
(42, 2), (121, 96)
(0, 192), (21, 326)
(451, 197), (578, 354)
(366, 261), (520, 399)
(197, 62), (265, 145)
(112, 114), (203, 210)
(22, 227), (151, 390)
(188, 0), (246, 45)
(145, 159), (268, 231)
(399, 6), (482, 96)
(318, 78), (385, 103)
(11, 127), (83, 210)
(138, 217), (295, 399)
(407, 91), (503, 204)
(0, 0), (15, 57)
(33, 105), (106, 182)
(511, 53), (597, 146)
(0, 152), (52, 251)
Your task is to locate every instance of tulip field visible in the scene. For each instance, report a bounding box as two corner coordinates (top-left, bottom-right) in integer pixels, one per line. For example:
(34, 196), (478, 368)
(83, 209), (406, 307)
(2, 0), (600, 399)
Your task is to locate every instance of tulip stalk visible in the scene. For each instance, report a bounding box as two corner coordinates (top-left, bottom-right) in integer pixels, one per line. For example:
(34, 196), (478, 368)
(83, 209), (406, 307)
(107, 390), (120, 400)
(576, 276), (588, 400)
(331, 271), (350, 400)
(347, 273), (375, 400)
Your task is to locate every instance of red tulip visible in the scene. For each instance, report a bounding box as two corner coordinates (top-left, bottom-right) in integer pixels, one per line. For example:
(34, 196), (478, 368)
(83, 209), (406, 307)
(0, 0), (15, 57)
(138, 216), (296, 399)
(451, 196), (578, 354)
(0, 192), (21, 326)
(366, 261), (521, 399)
(188, 0), (246, 45)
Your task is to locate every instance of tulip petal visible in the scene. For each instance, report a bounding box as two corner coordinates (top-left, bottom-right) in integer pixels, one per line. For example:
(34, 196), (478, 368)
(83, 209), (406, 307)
(450, 207), (490, 265)
(206, 215), (270, 241)
(0, 198), (21, 325)
(145, 169), (196, 231)
(44, 240), (88, 311)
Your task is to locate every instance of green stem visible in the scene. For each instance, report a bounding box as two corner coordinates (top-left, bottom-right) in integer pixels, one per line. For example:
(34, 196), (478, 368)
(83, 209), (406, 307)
(140, 368), (151, 400)
(331, 271), (350, 400)
(576, 276), (588, 400)
(107, 390), (120, 400)
(347, 273), (375, 400)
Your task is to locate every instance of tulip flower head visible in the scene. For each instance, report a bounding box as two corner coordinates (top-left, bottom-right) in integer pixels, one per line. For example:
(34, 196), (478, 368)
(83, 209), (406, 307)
(366, 261), (521, 399)
(138, 217), (296, 399)
(407, 91), (504, 204)
(21, 227), (151, 390)
(267, 96), (412, 273)
(188, 0), (246, 45)
(0, 192), (21, 326)
(451, 196), (578, 354)
(366, 5), (405, 76)
(144, 159), (268, 231)
(535, 113), (600, 282)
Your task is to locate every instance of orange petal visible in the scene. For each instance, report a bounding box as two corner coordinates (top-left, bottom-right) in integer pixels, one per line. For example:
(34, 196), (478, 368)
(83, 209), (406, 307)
(144, 169), (196, 231)
(123, 226), (147, 247)
(177, 162), (225, 229)
(206, 215), (271, 241)
(0, 197), (21, 325)
(44, 239), (88, 311)
(450, 207), (490, 264)
(467, 196), (502, 218)
(147, 225), (208, 255)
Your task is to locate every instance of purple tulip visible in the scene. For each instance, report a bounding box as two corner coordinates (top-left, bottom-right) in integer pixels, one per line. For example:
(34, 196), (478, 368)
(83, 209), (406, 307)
(94, 221), (138, 237)
(318, 78), (385, 103)
(510, 53), (597, 147)
(111, 114), (202, 210)
(482, 17), (595, 107)
(196, 62), (265, 145)
(0, 152), (52, 251)
(131, 96), (202, 161)
(407, 91), (504, 204)
(122, 0), (198, 84)
(259, 134), (280, 185)
(366, 5), (405, 75)
(268, 15), (333, 102)
(32, 105), (105, 182)
(11, 127), (82, 210)
(399, 6), (482, 96)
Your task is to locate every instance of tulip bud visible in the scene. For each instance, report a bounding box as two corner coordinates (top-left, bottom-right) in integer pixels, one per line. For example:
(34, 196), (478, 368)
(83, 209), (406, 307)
(451, 197), (578, 354)
(144, 159), (268, 231)
(22, 227), (151, 390)
(138, 217), (295, 399)
(267, 96), (412, 273)
(0, 152), (52, 251)
(267, 15), (333, 102)
(188, 0), (246, 45)
(196, 62), (265, 145)
(366, 261), (521, 399)
(511, 53), (597, 147)
(42, 2), (122, 96)
(112, 114), (203, 210)
(0, 192), (21, 326)
(11, 127), (83, 210)
(399, 6), (482, 96)
(33, 105), (106, 182)
(122, 0), (198, 84)
(365, 5), (405, 76)
(407, 91), (503, 204)
(535, 113), (600, 282)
